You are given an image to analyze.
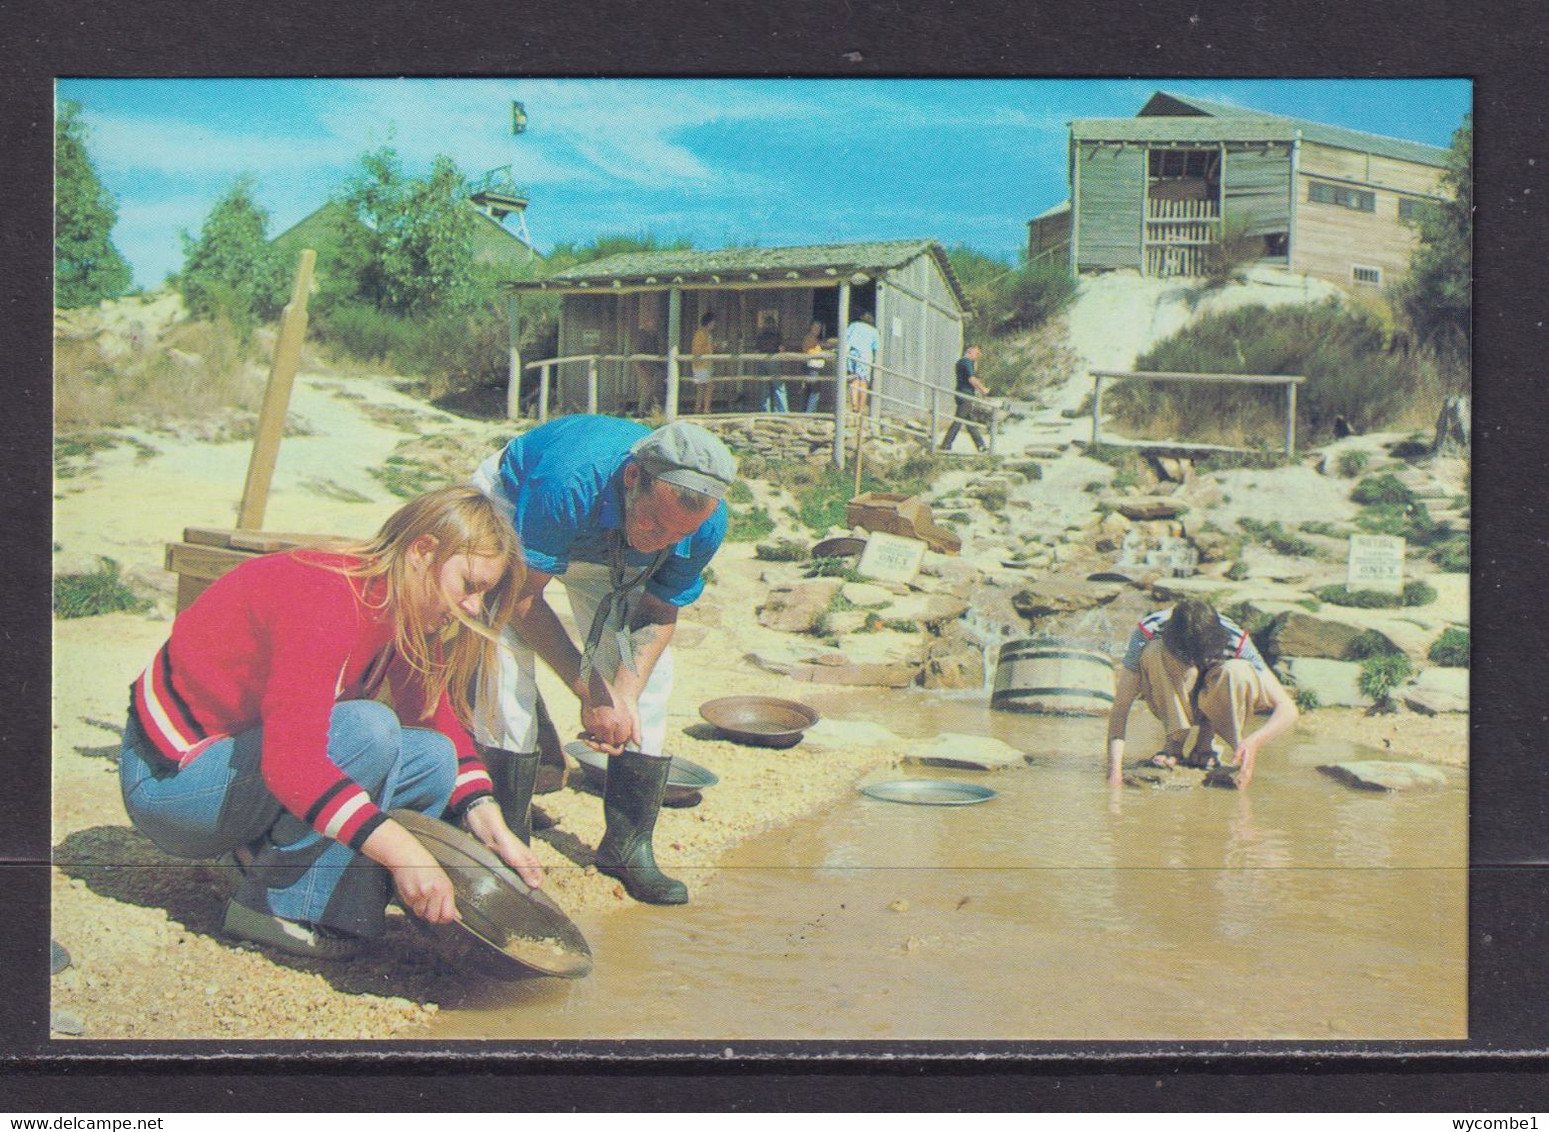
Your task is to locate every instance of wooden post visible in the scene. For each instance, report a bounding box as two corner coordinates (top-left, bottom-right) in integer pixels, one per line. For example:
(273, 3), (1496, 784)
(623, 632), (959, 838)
(832, 282), (851, 468)
(989, 402), (999, 456)
(539, 363), (551, 423)
(586, 356), (599, 415)
(236, 249), (315, 531)
(1285, 380), (1298, 461)
(505, 290), (523, 419)
(666, 287), (682, 422)
(853, 399), (866, 496)
(1091, 373), (1105, 449)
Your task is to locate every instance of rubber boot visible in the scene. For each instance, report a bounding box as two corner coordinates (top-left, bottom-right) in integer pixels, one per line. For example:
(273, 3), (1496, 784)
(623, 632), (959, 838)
(482, 747), (540, 845)
(595, 752), (689, 905)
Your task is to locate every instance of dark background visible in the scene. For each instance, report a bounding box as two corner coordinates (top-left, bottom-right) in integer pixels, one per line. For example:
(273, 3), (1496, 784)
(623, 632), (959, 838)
(5, 0), (1545, 1111)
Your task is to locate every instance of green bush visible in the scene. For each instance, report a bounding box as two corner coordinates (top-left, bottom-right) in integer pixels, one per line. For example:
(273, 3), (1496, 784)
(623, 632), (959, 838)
(1345, 630), (1402, 660)
(1121, 301), (1412, 445)
(726, 506), (776, 543)
(1428, 627), (1470, 667)
(754, 538), (808, 562)
(1359, 653), (1415, 711)
(1314, 580), (1437, 609)
(54, 558), (152, 619)
(1292, 686), (1321, 712)
(1335, 449), (1371, 478)
(804, 558), (866, 583)
(1430, 536), (1470, 572)
(1351, 473), (1415, 507)
(1299, 521), (1342, 538)
(1238, 517), (1319, 557)
(726, 480), (755, 505)
(1225, 561), (1250, 581)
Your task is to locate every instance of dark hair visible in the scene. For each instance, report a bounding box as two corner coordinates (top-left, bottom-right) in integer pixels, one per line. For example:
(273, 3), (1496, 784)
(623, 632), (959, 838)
(1161, 599), (1229, 669)
(700, 311), (715, 326)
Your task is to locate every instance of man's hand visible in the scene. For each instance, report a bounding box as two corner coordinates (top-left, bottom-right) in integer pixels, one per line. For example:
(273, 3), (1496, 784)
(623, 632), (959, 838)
(465, 802), (544, 888)
(581, 692), (642, 754)
(1230, 735), (1261, 789)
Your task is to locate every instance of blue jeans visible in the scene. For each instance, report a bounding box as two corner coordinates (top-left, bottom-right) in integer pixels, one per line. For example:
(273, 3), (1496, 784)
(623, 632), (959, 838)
(756, 360), (789, 412)
(119, 700), (456, 939)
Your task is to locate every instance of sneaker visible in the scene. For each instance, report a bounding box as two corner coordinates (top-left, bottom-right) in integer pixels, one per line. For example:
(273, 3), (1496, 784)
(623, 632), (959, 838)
(222, 899), (361, 961)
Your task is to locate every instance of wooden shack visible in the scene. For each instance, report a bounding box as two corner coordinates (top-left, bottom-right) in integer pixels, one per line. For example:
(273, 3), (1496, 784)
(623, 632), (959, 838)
(1063, 91), (1451, 289)
(503, 239), (968, 424)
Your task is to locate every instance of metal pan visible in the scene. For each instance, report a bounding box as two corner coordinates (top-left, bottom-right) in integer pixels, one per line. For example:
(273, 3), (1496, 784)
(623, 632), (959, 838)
(859, 779), (998, 806)
(563, 742), (719, 806)
(389, 809), (592, 980)
(699, 695), (820, 749)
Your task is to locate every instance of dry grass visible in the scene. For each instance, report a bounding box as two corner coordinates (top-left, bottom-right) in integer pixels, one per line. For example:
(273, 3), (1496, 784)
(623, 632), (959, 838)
(55, 318), (265, 430)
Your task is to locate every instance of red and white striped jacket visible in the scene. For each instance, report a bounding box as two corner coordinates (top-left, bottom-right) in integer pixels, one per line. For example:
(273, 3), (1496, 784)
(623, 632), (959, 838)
(130, 552), (492, 852)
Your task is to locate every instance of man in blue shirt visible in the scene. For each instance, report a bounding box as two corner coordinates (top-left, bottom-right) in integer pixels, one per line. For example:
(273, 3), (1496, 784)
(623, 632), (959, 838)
(471, 416), (735, 904)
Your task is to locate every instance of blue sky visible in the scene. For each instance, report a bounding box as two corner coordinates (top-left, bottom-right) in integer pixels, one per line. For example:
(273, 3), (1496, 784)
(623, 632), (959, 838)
(56, 77), (1471, 290)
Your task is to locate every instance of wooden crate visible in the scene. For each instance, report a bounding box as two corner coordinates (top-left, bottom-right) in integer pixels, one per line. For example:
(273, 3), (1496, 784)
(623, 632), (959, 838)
(166, 527), (345, 613)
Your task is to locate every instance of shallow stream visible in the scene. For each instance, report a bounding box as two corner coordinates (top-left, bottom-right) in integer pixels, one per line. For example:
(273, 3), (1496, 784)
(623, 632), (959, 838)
(433, 690), (1466, 1042)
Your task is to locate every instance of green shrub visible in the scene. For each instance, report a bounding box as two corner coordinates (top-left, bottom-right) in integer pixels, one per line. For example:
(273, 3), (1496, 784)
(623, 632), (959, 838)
(1430, 536), (1470, 572)
(726, 506), (776, 543)
(1292, 686), (1321, 712)
(754, 538), (809, 562)
(54, 558), (152, 619)
(804, 557), (866, 582)
(1428, 627), (1470, 667)
(1359, 653), (1415, 711)
(1299, 520), (1342, 538)
(1351, 473), (1415, 507)
(1345, 630), (1402, 660)
(883, 619), (921, 633)
(1315, 580), (1437, 609)
(1238, 517), (1319, 557)
(1225, 561), (1250, 581)
(1335, 449), (1371, 478)
(727, 480), (755, 505)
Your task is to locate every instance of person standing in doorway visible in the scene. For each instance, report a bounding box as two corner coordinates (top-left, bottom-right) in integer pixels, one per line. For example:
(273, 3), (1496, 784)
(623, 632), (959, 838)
(941, 345), (991, 453)
(845, 310), (880, 415)
(754, 315), (788, 413)
(690, 310), (716, 415)
(800, 320), (827, 413)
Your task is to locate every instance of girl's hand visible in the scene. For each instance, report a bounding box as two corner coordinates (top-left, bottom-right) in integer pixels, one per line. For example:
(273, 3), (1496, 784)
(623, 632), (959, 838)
(392, 857), (459, 924)
(465, 801), (545, 888)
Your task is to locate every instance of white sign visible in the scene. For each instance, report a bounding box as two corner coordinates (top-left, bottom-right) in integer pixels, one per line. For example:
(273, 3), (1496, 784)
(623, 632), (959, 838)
(857, 530), (927, 584)
(1347, 534), (1406, 594)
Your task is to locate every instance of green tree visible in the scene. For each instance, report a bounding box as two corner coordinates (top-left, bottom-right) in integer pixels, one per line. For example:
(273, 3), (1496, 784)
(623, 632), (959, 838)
(54, 101), (132, 309)
(1397, 114), (1471, 358)
(331, 147), (476, 316)
(179, 175), (289, 333)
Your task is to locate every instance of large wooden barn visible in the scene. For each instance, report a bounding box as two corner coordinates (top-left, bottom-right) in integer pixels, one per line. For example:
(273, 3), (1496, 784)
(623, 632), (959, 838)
(1044, 91), (1452, 290)
(503, 239), (969, 425)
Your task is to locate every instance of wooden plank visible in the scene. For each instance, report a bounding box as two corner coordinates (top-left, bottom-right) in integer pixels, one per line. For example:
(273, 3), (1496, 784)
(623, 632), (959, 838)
(182, 527), (344, 553)
(177, 575), (213, 613)
(1089, 369), (1305, 386)
(165, 541), (257, 581)
(237, 249), (316, 531)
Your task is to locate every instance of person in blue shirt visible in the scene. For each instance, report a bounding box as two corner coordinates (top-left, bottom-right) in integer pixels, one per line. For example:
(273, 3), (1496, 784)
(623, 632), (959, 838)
(470, 416), (735, 904)
(1105, 599), (1297, 790)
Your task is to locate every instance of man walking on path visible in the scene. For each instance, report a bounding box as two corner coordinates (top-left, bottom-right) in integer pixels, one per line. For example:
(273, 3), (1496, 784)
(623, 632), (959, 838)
(1105, 599), (1298, 790)
(470, 416), (736, 904)
(941, 345), (991, 453)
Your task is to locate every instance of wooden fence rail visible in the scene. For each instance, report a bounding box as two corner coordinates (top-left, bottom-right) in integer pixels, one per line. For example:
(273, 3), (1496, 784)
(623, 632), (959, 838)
(1088, 368), (1307, 461)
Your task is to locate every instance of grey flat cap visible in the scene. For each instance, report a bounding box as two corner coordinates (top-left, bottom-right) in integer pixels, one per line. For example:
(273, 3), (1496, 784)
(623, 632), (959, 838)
(629, 421), (737, 500)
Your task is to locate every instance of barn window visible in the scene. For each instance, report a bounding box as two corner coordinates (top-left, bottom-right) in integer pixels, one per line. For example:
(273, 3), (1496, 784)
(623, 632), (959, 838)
(1352, 265), (1383, 286)
(1308, 180), (1375, 212)
(1148, 148), (1219, 182)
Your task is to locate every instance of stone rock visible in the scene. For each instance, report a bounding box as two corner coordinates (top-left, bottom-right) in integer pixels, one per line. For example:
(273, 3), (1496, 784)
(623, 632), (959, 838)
(1011, 580), (1120, 623)
(917, 633), (986, 690)
(1110, 495), (1187, 521)
(825, 610), (870, 635)
(1188, 525), (1238, 563)
(756, 579), (842, 633)
(1267, 611), (1369, 660)
(1403, 667), (1468, 714)
(50, 1010), (85, 1036)
(1316, 761), (1449, 792)
(841, 581), (895, 608)
(906, 732), (1025, 770)
(804, 718), (902, 748)
(1281, 657), (1372, 708)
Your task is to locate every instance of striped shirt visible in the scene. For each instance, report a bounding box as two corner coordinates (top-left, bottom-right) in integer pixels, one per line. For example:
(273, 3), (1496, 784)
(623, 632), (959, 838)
(1122, 608), (1266, 674)
(130, 552), (491, 852)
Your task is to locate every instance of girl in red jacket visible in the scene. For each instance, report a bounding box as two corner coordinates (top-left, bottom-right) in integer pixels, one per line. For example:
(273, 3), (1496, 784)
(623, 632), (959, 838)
(121, 486), (544, 960)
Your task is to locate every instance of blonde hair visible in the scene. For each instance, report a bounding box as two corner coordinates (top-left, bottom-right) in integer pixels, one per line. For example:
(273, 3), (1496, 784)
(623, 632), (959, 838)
(305, 486), (524, 726)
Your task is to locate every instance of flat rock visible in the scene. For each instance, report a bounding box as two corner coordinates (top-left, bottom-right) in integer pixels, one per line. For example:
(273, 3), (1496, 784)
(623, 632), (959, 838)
(1011, 580), (1120, 621)
(756, 578), (842, 633)
(1316, 760), (1449, 792)
(1267, 611), (1372, 660)
(906, 732), (1025, 771)
(1109, 495), (1187, 521)
(1282, 657), (1372, 708)
(804, 718), (902, 749)
(841, 581), (895, 608)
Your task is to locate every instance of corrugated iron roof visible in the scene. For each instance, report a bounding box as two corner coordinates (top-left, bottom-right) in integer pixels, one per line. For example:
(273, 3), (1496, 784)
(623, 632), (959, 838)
(1071, 90), (1450, 169)
(524, 238), (967, 307)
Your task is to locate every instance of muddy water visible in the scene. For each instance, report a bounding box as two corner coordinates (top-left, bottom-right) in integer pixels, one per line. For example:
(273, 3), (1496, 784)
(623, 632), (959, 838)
(434, 691), (1466, 1041)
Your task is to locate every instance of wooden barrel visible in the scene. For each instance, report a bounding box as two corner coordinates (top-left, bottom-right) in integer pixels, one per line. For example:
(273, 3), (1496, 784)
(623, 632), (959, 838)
(991, 641), (1115, 716)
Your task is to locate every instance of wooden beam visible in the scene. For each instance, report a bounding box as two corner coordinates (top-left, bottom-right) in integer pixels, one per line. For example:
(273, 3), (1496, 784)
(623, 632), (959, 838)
(236, 249), (315, 531)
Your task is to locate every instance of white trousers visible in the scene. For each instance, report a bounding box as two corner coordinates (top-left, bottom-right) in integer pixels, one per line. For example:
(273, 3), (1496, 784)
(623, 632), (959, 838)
(471, 560), (676, 756)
